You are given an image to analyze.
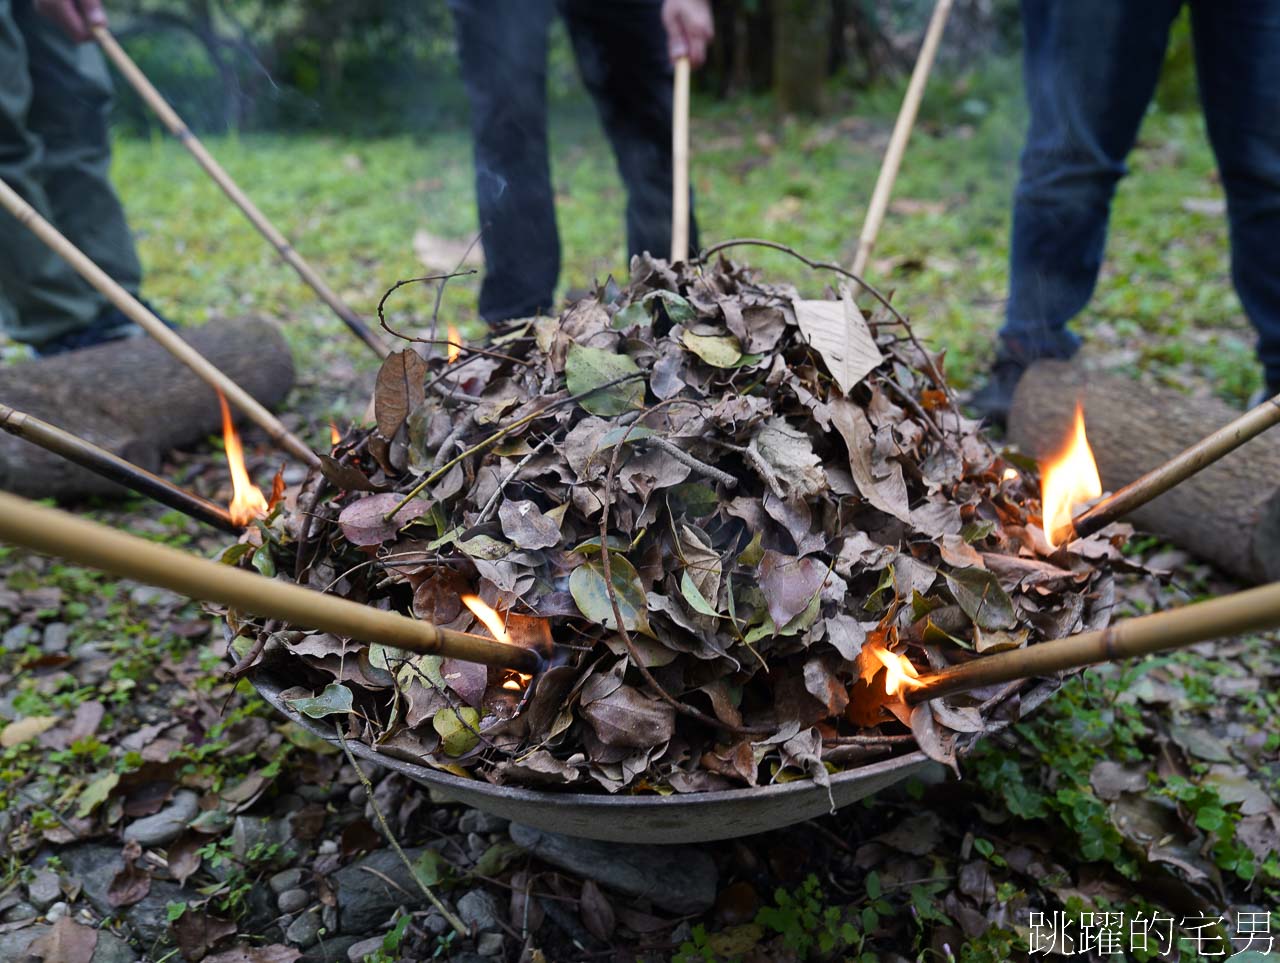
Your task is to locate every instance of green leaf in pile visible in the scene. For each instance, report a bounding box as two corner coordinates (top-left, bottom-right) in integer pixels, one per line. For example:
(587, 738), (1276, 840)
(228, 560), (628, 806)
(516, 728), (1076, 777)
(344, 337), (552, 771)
(433, 706), (481, 756)
(288, 683), (354, 719)
(961, 520), (996, 543)
(76, 771), (120, 818)
(598, 425), (655, 450)
(569, 555), (653, 636)
(681, 330), (743, 368)
(943, 567), (1019, 630)
(412, 849), (447, 887)
(648, 289), (697, 322)
(668, 482), (720, 518)
(737, 530), (765, 567)
(680, 570), (721, 617)
(564, 344), (645, 416)
(611, 300), (652, 329)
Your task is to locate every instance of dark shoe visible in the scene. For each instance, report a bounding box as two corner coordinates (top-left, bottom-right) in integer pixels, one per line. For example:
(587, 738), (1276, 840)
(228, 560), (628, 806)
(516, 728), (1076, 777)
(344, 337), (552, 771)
(35, 301), (175, 357)
(966, 358), (1029, 429)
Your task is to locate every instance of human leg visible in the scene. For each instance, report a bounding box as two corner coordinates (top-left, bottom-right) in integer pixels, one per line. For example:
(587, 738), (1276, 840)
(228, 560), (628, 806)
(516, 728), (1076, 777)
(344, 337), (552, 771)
(0, 0), (140, 348)
(1190, 0), (1280, 394)
(561, 0), (697, 263)
(447, 0), (561, 323)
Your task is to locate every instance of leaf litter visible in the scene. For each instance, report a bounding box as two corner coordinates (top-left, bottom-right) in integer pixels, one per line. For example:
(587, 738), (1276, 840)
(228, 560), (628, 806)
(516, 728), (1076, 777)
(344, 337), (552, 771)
(232, 252), (1125, 794)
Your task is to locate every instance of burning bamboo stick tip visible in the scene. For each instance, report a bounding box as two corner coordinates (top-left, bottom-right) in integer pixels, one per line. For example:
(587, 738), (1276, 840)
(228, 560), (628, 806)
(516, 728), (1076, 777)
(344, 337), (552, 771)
(0, 403), (240, 534)
(905, 579), (1280, 705)
(0, 492), (544, 674)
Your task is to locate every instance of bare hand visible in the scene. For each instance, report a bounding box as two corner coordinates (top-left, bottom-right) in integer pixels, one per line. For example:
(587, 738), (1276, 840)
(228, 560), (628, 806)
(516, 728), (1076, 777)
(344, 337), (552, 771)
(661, 0), (714, 69)
(34, 0), (107, 43)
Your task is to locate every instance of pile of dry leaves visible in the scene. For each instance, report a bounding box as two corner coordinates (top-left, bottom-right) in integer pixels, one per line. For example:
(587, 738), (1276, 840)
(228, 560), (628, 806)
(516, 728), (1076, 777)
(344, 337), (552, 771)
(229, 250), (1123, 795)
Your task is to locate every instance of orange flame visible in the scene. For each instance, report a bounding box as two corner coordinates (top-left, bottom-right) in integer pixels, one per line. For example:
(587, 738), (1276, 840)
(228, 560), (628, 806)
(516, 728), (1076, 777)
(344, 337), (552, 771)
(1040, 402), (1101, 548)
(330, 421), (341, 446)
(217, 392), (268, 527)
(446, 324), (462, 364)
(461, 594), (512, 645)
(1002, 467), (1019, 482)
(871, 644), (924, 696)
(502, 672), (533, 692)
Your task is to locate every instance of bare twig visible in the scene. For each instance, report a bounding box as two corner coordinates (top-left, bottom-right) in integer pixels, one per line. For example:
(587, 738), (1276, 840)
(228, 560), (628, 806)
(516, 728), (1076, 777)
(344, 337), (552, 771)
(645, 436), (738, 488)
(385, 373), (645, 521)
(476, 435), (555, 524)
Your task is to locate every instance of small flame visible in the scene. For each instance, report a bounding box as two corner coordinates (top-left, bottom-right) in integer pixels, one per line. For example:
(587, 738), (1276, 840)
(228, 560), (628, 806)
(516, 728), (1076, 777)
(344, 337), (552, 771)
(461, 594), (512, 645)
(1040, 402), (1101, 548)
(1002, 467), (1018, 481)
(330, 421), (341, 446)
(446, 324), (462, 364)
(872, 644), (924, 696)
(218, 392), (268, 526)
(502, 672), (533, 692)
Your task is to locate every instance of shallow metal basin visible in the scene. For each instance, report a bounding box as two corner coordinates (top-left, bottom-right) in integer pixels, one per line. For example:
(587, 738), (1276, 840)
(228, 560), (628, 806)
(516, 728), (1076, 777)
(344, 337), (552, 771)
(250, 669), (933, 844)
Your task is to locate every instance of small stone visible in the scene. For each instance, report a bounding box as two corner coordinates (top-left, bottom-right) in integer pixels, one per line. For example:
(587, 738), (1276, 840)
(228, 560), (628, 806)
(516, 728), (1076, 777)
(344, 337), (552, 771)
(2, 901), (37, 923)
(457, 889), (502, 934)
(457, 809), (509, 835)
(317, 839), (339, 855)
(346, 936), (384, 962)
(286, 907), (324, 948)
(94, 930), (141, 963)
(124, 790), (199, 847)
(231, 815), (292, 859)
(2, 624), (34, 650)
(299, 935), (363, 963)
(296, 785), (330, 803)
(41, 623), (70, 653)
(270, 868), (304, 894)
(334, 847), (429, 932)
(45, 901), (68, 922)
(508, 824), (718, 914)
(465, 833), (487, 861)
(321, 904), (337, 932)
(129, 586), (180, 607)
(422, 908), (450, 935)
(347, 784), (367, 806)
(27, 868), (61, 910)
(477, 932), (505, 957)
(278, 888), (310, 915)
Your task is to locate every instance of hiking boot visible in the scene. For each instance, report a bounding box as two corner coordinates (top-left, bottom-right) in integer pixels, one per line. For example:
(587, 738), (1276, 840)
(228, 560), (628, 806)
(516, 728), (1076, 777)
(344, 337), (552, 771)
(35, 301), (175, 357)
(965, 357), (1029, 429)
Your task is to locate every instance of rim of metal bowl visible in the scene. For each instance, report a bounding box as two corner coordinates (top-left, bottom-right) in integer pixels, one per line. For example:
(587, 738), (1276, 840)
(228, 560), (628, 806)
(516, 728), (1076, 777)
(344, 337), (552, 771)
(248, 664), (934, 843)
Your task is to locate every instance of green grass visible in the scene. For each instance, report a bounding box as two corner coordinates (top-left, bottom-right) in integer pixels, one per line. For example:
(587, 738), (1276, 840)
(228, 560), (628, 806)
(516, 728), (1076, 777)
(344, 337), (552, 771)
(109, 59), (1261, 400)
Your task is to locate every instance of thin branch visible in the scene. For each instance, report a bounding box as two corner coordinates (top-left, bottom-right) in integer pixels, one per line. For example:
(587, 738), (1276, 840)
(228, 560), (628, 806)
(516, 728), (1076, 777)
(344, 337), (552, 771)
(335, 725), (468, 937)
(385, 373), (644, 521)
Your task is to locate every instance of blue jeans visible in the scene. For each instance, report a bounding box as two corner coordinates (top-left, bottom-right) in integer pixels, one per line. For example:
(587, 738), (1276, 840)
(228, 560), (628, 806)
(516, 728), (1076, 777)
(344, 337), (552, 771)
(1003, 0), (1280, 389)
(448, 0), (697, 323)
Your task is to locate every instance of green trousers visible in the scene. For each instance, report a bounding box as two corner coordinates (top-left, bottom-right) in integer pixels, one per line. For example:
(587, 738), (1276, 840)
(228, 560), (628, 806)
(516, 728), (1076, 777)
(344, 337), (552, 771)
(0, 0), (141, 348)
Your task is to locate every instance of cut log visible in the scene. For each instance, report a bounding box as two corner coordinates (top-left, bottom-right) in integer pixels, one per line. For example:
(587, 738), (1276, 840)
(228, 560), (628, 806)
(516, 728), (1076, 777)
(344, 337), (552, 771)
(1009, 361), (1280, 584)
(0, 317), (294, 499)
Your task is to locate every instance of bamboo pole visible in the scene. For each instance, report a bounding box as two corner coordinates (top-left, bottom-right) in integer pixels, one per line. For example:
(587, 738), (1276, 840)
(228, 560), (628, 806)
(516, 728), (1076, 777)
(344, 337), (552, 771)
(1059, 390), (1280, 543)
(849, 0), (954, 279)
(0, 404), (238, 534)
(671, 55), (691, 264)
(905, 580), (1280, 705)
(0, 492), (544, 673)
(92, 27), (389, 360)
(0, 177), (318, 468)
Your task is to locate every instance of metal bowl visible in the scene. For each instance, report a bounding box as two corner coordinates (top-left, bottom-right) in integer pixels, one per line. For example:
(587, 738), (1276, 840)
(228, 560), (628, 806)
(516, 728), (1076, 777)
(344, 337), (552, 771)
(250, 669), (934, 844)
